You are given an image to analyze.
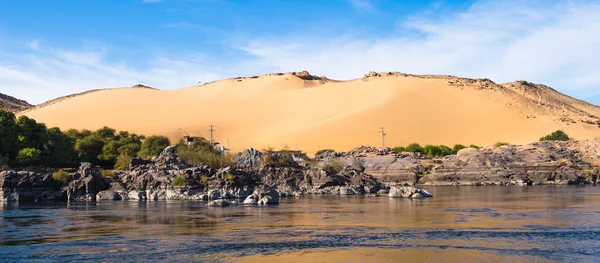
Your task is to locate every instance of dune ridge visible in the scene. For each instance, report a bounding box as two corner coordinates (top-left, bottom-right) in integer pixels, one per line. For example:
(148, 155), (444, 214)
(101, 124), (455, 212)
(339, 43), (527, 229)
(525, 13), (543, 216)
(21, 71), (600, 153)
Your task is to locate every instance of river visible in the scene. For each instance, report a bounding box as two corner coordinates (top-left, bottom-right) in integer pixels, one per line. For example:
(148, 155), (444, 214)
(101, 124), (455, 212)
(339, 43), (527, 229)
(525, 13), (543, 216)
(1, 186), (599, 262)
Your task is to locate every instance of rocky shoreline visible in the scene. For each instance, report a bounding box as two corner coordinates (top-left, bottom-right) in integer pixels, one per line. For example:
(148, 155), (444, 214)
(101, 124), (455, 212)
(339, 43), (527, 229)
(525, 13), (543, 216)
(2, 138), (599, 203)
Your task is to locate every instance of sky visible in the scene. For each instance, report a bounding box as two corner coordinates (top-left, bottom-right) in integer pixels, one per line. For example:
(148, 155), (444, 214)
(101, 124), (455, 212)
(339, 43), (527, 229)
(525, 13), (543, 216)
(0, 0), (599, 105)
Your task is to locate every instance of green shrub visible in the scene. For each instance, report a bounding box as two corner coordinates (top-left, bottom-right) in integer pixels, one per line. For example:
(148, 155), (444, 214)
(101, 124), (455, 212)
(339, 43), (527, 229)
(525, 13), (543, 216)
(224, 173), (235, 182)
(323, 159), (345, 175)
(540, 130), (571, 141)
(315, 149), (335, 156)
(453, 144), (467, 153)
(173, 176), (185, 186)
(405, 143), (423, 153)
(139, 135), (171, 158)
(495, 142), (510, 147)
(52, 170), (72, 184)
(175, 139), (235, 168)
(114, 154), (131, 170)
(469, 144), (481, 149)
(423, 145), (453, 157)
(200, 175), (209, 186)
(16, 148), (42, 166)
(100, 169), (116, 179)
(393, 146), (405, 153)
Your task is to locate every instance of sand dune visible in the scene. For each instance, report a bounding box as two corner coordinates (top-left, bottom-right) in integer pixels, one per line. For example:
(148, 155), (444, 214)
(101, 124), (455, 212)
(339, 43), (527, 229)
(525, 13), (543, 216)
(21, 71), (600, 154)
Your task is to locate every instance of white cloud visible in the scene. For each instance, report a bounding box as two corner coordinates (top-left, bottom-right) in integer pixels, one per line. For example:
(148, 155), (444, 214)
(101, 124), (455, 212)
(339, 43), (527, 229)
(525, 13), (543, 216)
(1, 0), (600, 105)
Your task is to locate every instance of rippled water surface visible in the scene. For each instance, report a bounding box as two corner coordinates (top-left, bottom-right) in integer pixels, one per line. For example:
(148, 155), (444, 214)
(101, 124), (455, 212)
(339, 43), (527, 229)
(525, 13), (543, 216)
(1, 186), (600, 262)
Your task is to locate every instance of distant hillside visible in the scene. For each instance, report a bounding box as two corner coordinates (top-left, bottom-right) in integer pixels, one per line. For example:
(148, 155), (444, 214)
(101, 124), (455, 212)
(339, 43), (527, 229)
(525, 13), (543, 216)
(21, 71), (600, 153)
(0, 92), (32, 113)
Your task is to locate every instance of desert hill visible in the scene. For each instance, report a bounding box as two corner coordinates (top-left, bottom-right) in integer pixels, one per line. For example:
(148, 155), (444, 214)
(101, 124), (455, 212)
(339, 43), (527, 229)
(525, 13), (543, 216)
(20, 71), (600, 154)
(0, 92), (32, 113)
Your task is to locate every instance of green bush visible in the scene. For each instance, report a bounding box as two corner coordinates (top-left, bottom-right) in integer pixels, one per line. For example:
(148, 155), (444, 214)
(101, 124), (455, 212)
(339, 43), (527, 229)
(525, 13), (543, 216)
(139, 135), (171, 158)
(393, 146), (405, 153)
(52, 170), (72, 184)
(469, 144), (481, 149)
(540, 130), (571, 141)
(315, 149), (335, 156)
(453, 144), (467, 153)
(175, 139), (235, 168)
(495, 142), (510, 147)
(173, 176), (185, 186)
(423, 145), (453, 157)
(405, 143), (423, 153)
(114, 154), (132, 170)
(200, 175), (209, 186)
(16, 148), (42, 166)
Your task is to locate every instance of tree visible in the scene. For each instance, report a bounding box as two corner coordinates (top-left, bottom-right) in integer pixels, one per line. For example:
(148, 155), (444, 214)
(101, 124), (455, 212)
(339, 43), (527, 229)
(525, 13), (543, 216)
(17, 148), (42, 166)
(75, 136), (104, 163)
(94, 126), (116, 141)
(16, 115), (48, 150)
(0, 110), (18, 162)
(43, 127), (78, 168)
(139, 136), (170, 158)
(540, 130), (571, 141)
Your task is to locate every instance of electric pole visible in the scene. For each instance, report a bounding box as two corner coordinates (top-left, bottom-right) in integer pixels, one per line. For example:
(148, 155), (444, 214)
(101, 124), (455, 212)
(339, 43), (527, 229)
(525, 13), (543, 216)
(380, 127), (386, 148)
(209, 125), (215, 144)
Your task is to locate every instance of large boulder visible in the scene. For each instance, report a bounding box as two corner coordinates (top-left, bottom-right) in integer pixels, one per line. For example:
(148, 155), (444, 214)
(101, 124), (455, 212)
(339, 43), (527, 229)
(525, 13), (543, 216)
(64, 163), (107, 201)
(247, 186), (279, 205)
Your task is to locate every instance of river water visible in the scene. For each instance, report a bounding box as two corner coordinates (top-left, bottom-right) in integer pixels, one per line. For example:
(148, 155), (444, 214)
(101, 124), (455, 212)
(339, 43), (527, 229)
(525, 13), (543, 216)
(1, 186), (599, 262)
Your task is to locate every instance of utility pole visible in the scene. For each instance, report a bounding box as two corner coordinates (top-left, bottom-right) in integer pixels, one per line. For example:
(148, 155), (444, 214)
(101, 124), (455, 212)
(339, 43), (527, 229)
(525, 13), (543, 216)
(380, 127), (386, 148)
(209, 125), (215, 144)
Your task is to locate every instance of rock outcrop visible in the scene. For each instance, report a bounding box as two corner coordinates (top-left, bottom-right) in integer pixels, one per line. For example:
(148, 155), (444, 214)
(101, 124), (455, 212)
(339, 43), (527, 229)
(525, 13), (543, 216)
(421, 139), (600, 185)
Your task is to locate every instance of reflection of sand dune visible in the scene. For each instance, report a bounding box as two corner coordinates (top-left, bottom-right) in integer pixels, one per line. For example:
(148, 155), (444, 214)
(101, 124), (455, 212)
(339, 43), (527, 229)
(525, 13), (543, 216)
(232, 248), (542, 262)
(22, 72), (600, 152)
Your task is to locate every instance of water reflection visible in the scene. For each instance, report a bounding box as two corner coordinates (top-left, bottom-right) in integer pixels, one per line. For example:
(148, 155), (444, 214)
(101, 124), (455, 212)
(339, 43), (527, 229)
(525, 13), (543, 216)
(0, 186), (599, 262)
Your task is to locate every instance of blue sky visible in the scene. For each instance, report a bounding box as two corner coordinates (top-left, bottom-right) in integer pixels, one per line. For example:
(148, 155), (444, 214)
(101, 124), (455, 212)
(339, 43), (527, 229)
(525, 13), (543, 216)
(0, 0), (599, 105)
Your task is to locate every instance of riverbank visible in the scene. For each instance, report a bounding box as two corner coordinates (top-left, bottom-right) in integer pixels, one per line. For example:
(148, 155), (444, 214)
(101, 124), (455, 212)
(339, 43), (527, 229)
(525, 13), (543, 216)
(1, 138), (599, 202)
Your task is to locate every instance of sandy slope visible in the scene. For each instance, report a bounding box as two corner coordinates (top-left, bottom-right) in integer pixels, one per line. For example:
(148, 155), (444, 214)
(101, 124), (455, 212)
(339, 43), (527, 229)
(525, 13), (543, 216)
(21, 72), (600, 154)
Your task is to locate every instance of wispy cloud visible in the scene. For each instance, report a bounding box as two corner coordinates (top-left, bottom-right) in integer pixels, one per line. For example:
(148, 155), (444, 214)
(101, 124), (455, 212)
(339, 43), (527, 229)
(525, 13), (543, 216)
(27, 40), (41, 51)
(348, 0), (375, 12)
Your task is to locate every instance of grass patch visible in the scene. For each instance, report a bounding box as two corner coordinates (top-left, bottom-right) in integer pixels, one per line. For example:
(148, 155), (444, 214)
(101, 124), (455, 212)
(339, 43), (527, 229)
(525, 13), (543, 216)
(323, 159), (345, 175)
(100, 169), (116, 179)
(173, 176), (185, 186)
(495, 142), (510, 147)
(52, 170), (72, 184)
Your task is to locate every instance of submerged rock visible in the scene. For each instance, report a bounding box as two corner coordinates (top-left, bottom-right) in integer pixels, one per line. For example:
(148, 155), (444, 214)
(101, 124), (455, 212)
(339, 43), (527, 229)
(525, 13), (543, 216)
(388, 186), (432, 198)
(207, 199), (231, 207)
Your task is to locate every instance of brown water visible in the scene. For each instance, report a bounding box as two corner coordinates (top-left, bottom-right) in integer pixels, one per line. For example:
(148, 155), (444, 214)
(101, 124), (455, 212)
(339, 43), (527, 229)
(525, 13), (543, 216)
(1, 186), (599, 262)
